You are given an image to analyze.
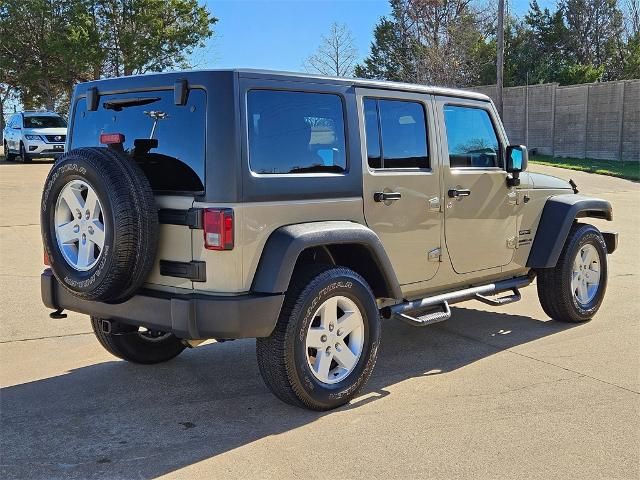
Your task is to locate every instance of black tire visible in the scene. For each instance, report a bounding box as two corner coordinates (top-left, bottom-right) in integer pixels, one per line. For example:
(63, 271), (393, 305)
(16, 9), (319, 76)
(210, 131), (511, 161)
(4, 142), (16, 161)
(256, 266), (381, 411)
(537, 223), (608, 322)
(90, 317), (185, 364)
(19, 143), (31, 162)
(41, 147), (159, 303)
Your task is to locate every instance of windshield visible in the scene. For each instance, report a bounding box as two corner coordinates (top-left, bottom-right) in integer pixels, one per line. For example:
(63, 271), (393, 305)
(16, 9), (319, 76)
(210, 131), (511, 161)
(23, 116), (67, 129)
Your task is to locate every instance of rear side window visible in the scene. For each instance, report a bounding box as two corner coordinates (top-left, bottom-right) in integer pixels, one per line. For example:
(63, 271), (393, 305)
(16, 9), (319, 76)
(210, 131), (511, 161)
(71, 89), (206, 192)
(363, 98), (429, 169)
(247, 90), (347, 174)
(443, 105), (500, 168)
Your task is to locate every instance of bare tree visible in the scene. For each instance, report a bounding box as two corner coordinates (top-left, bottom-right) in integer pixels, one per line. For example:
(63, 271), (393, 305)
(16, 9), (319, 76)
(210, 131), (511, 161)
(626, 0), (640, 36)
(305, 22), (358, 77)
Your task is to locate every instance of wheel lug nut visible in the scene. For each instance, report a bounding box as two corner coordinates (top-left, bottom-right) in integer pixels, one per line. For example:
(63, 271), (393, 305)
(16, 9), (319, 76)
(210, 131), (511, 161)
(326, 346), (332, 354)
(328, 323), (334, 332)
(82, 233), (86, 243)
(73, 225), (80, 234)
(335, 343), (340, 350)
(88, 226), (94, 235)
(320, 334), (327, 343)
(85, 211), (90, 220)
(337, 328), (343, 336)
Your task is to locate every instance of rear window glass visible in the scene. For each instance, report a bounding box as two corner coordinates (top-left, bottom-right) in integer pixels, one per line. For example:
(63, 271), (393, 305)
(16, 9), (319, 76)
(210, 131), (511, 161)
(247, 90), (347, 174)
(71, 89), (206, 192)
(24, 116), (67, 128)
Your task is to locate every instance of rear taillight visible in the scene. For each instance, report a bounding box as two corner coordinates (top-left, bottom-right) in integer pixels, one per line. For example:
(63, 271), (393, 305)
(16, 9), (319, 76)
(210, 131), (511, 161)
(44, 249), (50, 266)
(203, 208), (234, 250)
(99, 133), (125, 145)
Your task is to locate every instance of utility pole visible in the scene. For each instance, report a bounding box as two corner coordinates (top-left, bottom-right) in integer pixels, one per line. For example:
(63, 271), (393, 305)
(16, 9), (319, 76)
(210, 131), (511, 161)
(496, 0), (505, 119)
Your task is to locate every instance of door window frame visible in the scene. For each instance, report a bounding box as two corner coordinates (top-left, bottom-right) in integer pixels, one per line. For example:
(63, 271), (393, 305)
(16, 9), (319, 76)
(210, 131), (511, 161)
(357, 88), (437, 177)
(363, 97), (431, 172)
(441, 101), (506, 171)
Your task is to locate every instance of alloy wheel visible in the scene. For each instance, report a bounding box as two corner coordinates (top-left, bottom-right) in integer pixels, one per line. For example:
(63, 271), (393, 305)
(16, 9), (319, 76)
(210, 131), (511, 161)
(571, 244), (601, 305)
(305, 295), (365, 384)
(54, 179), (106, 271)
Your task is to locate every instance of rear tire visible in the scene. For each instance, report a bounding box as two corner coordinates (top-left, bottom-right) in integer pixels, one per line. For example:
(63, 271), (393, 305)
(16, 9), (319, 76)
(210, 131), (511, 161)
(256, 265), (381, 410)
(91, 317), (185, 364)
(537, 223), (608, 322)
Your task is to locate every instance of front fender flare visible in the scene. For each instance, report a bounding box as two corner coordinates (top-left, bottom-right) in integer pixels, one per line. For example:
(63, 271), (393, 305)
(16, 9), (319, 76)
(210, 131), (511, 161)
(527, 194), (613, 268)
(251, 221), (403, 300)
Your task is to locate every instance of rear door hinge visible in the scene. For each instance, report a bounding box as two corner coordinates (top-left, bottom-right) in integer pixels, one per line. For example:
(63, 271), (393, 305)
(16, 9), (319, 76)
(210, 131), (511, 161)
(428, 248), (442, 262)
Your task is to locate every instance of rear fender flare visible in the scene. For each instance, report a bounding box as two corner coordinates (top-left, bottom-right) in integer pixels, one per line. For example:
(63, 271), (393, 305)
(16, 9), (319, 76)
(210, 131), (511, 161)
(251, 221), (403, 300)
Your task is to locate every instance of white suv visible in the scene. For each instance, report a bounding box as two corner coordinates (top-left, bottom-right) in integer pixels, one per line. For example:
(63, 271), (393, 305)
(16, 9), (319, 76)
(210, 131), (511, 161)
(3, 111), (67, 162)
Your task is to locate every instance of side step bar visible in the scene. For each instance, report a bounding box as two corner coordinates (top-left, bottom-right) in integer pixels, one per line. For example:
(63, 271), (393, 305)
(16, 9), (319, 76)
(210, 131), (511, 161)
(382, 274), (534, 323)
(396, 301), (451, 327)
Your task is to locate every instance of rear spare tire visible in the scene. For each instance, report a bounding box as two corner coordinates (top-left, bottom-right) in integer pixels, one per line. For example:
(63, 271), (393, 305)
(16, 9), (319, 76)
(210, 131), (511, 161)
(41, 147), (158, 303)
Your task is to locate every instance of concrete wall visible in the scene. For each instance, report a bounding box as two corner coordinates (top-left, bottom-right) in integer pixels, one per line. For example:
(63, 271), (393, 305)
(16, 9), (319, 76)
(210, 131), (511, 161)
(467, 80), (640, 161)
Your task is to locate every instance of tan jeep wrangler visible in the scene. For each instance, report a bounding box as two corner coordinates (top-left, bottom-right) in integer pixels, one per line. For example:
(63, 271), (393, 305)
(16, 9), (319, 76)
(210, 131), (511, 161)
(41, 70), (617, 410)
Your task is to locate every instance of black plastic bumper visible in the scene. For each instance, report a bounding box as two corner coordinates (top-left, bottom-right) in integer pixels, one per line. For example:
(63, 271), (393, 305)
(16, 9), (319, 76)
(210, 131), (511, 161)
(41, 269), (284, 339)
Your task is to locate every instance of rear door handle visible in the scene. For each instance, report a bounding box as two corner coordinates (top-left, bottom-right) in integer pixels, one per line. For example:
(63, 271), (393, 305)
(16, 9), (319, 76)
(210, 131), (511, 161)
(374, 191), (402, 202)
(448, 188), (472, 198)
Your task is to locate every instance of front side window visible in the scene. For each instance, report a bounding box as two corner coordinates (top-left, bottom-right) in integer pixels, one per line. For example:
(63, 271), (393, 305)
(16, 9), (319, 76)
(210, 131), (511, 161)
(364, 98), (429, 169)
(248, 90), (346, 175)
(443, 106), (500, 168)
(24, 116), (67, 128)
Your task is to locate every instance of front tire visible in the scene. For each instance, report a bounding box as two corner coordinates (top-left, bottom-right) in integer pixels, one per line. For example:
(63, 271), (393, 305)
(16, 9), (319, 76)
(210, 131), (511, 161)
(19, 143), (31, 163)
(4, 142), (16, 161)
(90, 317), (185, 364)
(537, 223), (608, 322)
(256, 266), (381, 410)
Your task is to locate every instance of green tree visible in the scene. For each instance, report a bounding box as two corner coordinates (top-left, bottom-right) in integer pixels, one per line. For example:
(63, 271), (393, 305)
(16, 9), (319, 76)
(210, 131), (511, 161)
(96, 0), (216, 77)
(355, 0), (492, 87)
(0, 0), (216, 113)
(561, 0), (626, 80)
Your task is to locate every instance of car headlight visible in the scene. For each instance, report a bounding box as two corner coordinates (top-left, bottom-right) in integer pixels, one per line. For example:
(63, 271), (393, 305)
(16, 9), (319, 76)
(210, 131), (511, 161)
(25, 135), (43, 141)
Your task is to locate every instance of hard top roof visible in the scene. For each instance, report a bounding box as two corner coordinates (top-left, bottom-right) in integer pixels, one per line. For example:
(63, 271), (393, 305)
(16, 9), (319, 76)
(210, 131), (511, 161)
(234, 68), (491, 102)
(78, 68), (491, 103)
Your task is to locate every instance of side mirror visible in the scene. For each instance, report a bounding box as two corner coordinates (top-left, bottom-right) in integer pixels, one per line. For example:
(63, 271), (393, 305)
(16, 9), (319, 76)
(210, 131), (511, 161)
(506, 145), (528, 173)
(505, 145), (528, 187)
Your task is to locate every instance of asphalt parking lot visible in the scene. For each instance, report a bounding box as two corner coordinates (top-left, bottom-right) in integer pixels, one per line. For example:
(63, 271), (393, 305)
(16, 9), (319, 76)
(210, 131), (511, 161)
(0, 155), (638, 479)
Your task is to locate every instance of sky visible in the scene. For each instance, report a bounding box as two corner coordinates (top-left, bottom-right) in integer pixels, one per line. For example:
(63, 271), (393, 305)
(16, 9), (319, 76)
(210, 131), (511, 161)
(198, 0), (556, 73)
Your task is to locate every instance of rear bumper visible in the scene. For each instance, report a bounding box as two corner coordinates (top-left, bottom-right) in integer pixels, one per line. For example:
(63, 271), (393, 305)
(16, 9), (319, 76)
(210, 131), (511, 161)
(41, 269), (284, 339)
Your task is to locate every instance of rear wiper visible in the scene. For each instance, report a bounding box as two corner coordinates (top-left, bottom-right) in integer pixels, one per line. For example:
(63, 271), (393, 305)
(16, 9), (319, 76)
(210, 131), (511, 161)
(103, 97), (160, 111)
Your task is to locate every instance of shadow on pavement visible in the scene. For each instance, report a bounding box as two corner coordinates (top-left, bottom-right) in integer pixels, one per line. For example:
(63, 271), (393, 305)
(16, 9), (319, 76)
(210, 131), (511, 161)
(0, 306), (579, 479)
(0, 158), (55, 166)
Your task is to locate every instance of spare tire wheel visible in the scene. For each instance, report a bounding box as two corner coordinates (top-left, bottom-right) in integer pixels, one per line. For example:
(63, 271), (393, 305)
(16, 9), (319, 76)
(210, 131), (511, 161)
(41, 147), (159, 303)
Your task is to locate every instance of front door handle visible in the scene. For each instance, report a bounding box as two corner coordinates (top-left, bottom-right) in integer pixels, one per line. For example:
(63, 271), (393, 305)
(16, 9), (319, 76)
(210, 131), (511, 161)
(448, 188), (472, 198)
(374, 191), (402, 202)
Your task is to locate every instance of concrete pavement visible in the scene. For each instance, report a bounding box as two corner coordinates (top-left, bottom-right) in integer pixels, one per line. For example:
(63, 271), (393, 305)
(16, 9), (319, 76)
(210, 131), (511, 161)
(0, 158), (638, 479)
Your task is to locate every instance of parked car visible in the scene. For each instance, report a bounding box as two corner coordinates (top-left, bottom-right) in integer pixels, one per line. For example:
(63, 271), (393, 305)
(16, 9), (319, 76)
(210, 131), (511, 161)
(40, 70), (617, 410)
(3, 110), (67, 162)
